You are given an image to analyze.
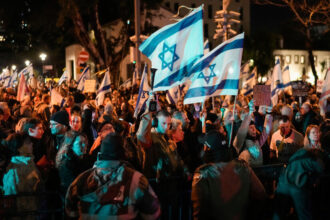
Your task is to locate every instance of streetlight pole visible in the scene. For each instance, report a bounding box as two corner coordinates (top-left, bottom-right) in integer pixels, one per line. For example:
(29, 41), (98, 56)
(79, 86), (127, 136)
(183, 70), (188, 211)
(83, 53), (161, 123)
(134, 0), (141, 77)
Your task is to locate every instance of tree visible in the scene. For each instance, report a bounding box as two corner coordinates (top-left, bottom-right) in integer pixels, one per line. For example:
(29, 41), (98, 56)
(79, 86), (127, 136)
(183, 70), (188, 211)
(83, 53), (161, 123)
(254, 0), (330, 86)
(57, 0), (163, 84)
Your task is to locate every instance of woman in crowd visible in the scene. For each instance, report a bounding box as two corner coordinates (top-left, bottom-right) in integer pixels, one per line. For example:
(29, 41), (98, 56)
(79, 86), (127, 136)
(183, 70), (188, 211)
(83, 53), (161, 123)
(304, 124), (321, 149)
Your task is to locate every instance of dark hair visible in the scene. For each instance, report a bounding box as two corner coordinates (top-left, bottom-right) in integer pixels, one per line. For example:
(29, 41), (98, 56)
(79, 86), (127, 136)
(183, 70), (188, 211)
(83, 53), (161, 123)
(1, 133), (31, 156)
(156, 110), (171, 118)
(22, 117), (42, 133)
(279, 115), (290, 123)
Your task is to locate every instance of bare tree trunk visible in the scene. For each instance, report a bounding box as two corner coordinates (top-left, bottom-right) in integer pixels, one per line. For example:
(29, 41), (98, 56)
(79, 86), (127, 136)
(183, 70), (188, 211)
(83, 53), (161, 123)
(306, 27), (318, 87)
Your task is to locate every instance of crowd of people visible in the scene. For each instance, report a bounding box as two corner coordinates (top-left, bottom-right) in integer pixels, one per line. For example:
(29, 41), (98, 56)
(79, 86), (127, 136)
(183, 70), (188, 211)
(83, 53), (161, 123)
(0, 78), (329, 220)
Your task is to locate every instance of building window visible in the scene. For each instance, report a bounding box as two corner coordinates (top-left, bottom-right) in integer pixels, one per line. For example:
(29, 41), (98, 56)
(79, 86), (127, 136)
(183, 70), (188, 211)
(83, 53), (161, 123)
(285, 55), (291, 64)
(165, 2), (170, 9)
(294, 55), (299, 64)
(208, 5), (213, 19)
(300, 55), (305, 64)
(191, 3), (196, 8)
(174, 3), (179, 12)
(204, 24), (209, 38)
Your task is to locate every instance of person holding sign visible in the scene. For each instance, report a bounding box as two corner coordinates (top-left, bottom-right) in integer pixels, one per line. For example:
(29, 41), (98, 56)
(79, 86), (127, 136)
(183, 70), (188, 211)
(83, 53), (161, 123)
(233, 100), (273, 166)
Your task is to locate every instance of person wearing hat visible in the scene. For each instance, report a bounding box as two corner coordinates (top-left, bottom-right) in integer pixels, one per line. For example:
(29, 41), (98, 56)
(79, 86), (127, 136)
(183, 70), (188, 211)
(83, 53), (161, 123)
(65, 133), (160, 219)
(49, 110), (70, 157)
(191, 130), (267, 220)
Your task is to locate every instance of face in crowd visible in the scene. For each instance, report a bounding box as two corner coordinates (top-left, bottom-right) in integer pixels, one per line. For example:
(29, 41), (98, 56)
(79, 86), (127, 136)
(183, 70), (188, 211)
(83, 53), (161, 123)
(70, 115), (82, 132)
(50, 120), (67, 135)
(156, 115), (172, 135)
(72, 135), (87, 158)
(279, 119), (291, 137)
(28, 123), (44, 139)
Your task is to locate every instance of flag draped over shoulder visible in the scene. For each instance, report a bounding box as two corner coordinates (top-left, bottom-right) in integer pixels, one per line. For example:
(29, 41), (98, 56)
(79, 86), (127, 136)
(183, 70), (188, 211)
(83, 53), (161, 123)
(184, 33), (244, 104)
(77, 66), (90, 91)
(139, 5), (204, 92)
(134, 65), (150, 118)
(320, 68), (330, 116)
(58, 70), (70, 85)
(282, 65), (292, 95)
(17, 73), (29, 102)
(271, 59), (283, 106)
(241, 66), (257, 96)
(96, 69), (111, 106)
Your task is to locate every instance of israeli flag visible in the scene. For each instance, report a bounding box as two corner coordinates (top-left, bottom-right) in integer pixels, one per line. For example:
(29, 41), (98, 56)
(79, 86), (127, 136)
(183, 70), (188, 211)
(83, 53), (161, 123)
(271, 59), (283, 106)
(96, 69), (111, 106)
(76, 66), (90, 91)
(238, 61), (251, 90)
(166, 85), (182, 105)
(184, 33), (244, 104)
(18, 64), (34, 80)
(139, 5), (204, 91)
(241, 67), (257, 96)
(282, 65), (292, 95)
(58, 70), (70, 85)
(2, 69), (11, 86)
(134, 64), (151, 118)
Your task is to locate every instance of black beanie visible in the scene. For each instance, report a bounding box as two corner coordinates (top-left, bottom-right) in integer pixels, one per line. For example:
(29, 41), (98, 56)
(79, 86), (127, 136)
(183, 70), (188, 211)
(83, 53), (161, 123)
(99, 133), (126, 160)
(50, 110), (70, 128)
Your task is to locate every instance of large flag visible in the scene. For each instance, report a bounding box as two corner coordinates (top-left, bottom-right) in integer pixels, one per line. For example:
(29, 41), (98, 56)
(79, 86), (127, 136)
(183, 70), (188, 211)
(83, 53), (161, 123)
(282, 65), (292, 95)
(166, 85), (183, 105)
(17, 73), (29, 102)
(96, 68), (111, 106)
(134, 64), (151, 118)
(184, 33), (244, 104)
(18, 64), (34, 80)
(50, 88), (65, 107)
(58, 70), (70, 85)
(241, 67), (257, 96)
(139, 5), (204, 91)
(320, 68), (330, 116)
(271, 59), (283, 106)
(76, 66), (90, 91)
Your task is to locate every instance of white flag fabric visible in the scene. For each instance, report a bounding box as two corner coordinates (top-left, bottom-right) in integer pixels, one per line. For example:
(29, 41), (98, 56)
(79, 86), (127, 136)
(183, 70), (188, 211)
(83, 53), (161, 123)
(271, 59), (283, 106)
(58, 70), (70, 85)
(18, 64), (34, 80)
(76, 66), (90, 91)
(96, 69), (111, 106)
(0, 68), (10, 84)
(166, 85), (182, 105)
(184, 33), (244, 104)
(134, 65), (151, 118)
(51, 88), (65, 107)
(282, 65), (292, 95)
(139, 5), (204, 91)
(241, 67), (257, 96)
(320, 68), (330, 116)
(238, 61), (250, 90)
(4, 70), (17, 88)
(17, 73), (29, 102)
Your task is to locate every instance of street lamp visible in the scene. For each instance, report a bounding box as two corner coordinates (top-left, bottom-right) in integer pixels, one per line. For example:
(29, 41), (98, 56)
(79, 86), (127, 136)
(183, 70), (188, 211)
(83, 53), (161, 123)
(25, 60), (31, 66)
(39, 53), (47, 61)
(11, 65), (16, 71)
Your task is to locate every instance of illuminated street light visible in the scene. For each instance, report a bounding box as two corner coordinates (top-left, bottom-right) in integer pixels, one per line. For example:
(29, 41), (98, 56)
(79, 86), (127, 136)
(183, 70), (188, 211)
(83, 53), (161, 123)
(39, 53), (47, 61)
(11, 65), (16, 71)
(25, 60), (31, 66)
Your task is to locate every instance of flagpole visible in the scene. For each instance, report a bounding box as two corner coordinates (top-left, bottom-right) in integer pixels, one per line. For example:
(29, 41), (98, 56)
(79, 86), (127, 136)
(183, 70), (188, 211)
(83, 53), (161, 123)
(228, 95), (237, 148)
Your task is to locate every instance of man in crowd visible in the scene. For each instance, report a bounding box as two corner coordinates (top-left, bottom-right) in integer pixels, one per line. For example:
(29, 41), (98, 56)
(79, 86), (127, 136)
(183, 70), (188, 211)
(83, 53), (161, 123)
(270, 115), (304, 163)
(65, 133), (160, 219)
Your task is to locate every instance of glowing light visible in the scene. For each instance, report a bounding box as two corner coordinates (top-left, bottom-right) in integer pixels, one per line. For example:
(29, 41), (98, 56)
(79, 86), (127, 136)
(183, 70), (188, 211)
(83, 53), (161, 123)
(249, 59), (254, 66)
(11, 65), (16, 70)
(39, 53), (47, 61)
(25, 60), (30, 66)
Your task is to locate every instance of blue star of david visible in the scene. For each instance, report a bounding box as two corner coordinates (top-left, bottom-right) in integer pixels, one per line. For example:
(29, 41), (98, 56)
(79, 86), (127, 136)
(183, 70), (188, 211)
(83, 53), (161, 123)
(197, 64), (216, 84)
(158, 43), (179, 71)
(141, 91), (149, 98)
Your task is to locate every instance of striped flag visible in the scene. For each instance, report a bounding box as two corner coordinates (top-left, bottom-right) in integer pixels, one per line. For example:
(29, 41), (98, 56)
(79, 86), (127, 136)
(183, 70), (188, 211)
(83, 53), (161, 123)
(238, 61), (250, 90)
(241, 67), (257, 96)
(58, 70), (70, 85)
(76, 66), (90, 91)
(96, 68), (111, 106)
(134, 64), (150, 118)
(184, 33), (244, 104)
(139, 5), (204, 91)
(271, 59), (283, 106)
(320, 68), (330, 116)
(18, 64), (34, 80)
(17, 73), (29, 102)
(282, 65), (292, 95)
(166, 85), (182, 105)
